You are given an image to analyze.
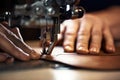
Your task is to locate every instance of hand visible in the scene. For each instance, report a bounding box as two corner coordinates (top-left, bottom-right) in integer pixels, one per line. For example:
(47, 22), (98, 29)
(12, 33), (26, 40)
(0, 22), (40, 63)
(59, 14), (115, 54)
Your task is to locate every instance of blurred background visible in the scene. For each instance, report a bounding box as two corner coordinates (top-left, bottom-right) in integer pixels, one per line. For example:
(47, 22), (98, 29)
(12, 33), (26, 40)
(1, 0), (119, 40)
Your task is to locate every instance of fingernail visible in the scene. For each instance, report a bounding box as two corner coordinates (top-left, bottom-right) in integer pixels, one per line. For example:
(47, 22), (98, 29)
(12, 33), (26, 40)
(107, 46), (115, 53)
(77, 47), (89, 54)
(64, 46), (74, 52)
(89, 48), (99, 54)
(30, 50), (40, 59)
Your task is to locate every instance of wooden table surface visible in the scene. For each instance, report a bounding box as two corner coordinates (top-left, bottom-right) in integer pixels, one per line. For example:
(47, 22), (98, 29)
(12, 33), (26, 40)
(0, 40), (120, 80)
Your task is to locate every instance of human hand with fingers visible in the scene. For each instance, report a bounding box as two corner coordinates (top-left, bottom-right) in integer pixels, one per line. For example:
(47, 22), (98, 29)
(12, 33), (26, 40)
(59, 6), (120, 54)
(0, 22), (40, 63)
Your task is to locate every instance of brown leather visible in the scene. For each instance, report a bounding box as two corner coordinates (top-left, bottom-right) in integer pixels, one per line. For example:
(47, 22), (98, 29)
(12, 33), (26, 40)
(40, 46), (120, 70)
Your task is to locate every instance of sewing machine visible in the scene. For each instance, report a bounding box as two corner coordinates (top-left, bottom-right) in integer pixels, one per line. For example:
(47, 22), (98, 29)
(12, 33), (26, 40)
(0, 1), (120, 79)
(0, 0), (84, 56)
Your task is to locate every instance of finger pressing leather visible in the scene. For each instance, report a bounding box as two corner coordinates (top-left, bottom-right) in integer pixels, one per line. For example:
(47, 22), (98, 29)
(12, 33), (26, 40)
(11, 39), (40, 60)
(76, 19), (92, 54)
(103, 27), (115, 53)
(0, 24), (40, 59)
(63, 20), (80, 52)
(89, 24), (102, 54)
(0, 32), (30, 61)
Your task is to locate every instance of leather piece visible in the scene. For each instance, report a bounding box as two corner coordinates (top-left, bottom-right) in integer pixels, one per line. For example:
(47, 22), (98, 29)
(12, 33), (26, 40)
(40, 46), (120, 70)
(27, 40), (120, 70)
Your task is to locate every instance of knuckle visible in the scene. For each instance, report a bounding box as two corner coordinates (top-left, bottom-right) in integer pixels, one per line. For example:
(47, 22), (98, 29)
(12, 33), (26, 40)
(65, 32), (77, 39)
(78, 30), (90, 36)
(65, 32), (76, 36)
(77, 35), (89, 42)
(92, 31), (102, 36)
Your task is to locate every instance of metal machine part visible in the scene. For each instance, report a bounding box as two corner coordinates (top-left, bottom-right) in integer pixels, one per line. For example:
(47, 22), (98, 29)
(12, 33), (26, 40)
(0, 0), (85, 55)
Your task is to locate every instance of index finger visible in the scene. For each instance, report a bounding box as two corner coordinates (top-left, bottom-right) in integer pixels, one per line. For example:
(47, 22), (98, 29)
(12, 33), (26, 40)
(0, 24), (40, 60)
(0, 32), (30, 61)
(63, 19), (80, 52)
